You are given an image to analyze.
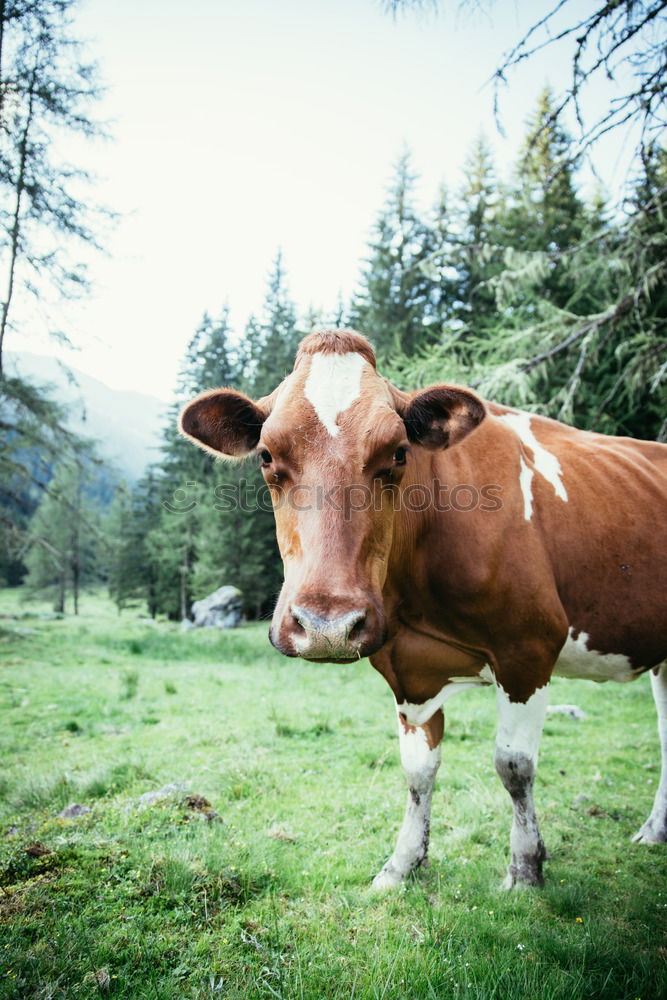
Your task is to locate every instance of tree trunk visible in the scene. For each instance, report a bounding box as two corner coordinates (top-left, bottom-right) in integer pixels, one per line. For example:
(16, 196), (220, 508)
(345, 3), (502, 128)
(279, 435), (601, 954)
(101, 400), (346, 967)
(179, 564), (188, 620)
(71, 554), (79, 615)
(54, 572), (65, 615)
(179, 514), (194, 620)
(71, 472), (81, 615)
(0, 60), (37, 376)
(0, 1), (6, 125)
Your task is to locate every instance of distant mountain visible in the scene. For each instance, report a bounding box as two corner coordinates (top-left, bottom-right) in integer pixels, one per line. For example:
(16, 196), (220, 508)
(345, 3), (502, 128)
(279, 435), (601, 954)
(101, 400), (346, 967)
(7, 351), (168, 482)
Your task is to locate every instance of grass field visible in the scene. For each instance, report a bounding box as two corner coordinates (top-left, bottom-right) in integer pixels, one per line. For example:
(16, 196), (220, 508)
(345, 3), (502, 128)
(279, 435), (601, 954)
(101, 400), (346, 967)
(1, 588), (666, 1000)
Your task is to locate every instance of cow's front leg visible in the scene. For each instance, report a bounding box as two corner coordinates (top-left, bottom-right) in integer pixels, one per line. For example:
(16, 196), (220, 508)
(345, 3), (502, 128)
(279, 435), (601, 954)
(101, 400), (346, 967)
(494, 681), (550, 888)
(634, 662), (667, 843)
(372, 709), (443, 890)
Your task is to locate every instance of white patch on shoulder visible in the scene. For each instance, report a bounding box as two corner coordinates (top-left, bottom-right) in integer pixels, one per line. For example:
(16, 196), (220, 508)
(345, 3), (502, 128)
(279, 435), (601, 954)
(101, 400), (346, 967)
(518, 454), (534, 521)
(499, 411), (568, 517)
(303, 351), (366, 437)
(554, 628), (636, 682)
(397, 665), (495, 726)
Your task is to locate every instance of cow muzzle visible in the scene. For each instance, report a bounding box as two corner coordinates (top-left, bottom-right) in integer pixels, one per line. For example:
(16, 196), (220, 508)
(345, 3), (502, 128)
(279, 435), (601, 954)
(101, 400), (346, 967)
(270, 599), (384, 661)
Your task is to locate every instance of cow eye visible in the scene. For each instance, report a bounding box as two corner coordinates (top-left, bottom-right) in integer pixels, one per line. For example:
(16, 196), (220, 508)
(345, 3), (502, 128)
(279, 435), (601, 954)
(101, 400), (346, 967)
(259, 449), (273, 466)
(393, 446), (408, 465)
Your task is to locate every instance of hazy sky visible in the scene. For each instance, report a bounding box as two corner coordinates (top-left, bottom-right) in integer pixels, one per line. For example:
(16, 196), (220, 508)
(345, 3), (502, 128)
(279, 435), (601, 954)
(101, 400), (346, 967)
(14, 0), (636, 399)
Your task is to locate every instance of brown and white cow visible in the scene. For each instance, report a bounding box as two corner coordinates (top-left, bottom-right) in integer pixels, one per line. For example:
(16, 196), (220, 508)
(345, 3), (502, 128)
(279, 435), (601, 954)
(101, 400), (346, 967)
(180, 329), (667, 889)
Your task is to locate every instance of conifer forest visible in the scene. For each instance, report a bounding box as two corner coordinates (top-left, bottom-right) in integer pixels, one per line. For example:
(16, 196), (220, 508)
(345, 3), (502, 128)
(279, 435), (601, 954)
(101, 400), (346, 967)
(1, 0), (666, 620)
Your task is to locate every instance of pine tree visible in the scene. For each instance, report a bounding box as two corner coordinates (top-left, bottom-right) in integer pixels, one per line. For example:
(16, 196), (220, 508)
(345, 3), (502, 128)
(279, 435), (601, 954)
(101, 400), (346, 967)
(510, 88), (585, 252)
(147, 491), (199, 621)
(351, 150), (442, 360)
(23, 455), (101, 613)
(106, 482), (133, 613)
(192, 470), (281, 618)
(145, 307), (242, 619)
(247, 251), (301, 397)
(413, 135), (504, 369)
(444, 90), (597, 416)
(452, 136), (502, 336)
(190, 257), (300, 618)
(0, 0), (110, 573)
(585, 144), (667, 439)
(106, 476), (164, 614)
(145, 295), (289, 620)
(115, 470), (163, 616)
(178, 306), (240, 394)
(0, 0), (108, 372)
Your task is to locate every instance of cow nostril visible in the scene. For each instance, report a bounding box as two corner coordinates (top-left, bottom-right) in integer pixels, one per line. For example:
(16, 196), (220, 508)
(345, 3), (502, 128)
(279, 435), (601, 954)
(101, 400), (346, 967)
(290, 605), (312, 635)
(291, 612), (306, 636)
(347, 611), (367, 643)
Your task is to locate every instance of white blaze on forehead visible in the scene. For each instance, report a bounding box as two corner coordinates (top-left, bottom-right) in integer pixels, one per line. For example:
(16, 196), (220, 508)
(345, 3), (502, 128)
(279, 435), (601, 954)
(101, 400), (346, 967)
(303, 351), (366, 437)
(499, 411), (568, 519)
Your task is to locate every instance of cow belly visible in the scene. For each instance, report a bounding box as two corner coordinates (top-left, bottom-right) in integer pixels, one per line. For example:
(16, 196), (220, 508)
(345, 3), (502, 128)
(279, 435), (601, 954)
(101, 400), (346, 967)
(553, 627), (638, 683)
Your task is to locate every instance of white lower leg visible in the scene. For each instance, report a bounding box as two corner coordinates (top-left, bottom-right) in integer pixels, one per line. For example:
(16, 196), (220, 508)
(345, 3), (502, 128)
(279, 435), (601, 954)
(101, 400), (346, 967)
(634, 664), (667, 844)
(495, 682), (549, 888)
(372, 712), (441, 889)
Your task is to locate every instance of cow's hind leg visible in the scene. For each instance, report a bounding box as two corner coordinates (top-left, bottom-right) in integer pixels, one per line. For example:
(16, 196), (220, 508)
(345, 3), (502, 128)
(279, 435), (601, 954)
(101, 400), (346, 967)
(494, 681), (550, 888)
(372, 709), (443, 890)
(634, 662), (667, 844)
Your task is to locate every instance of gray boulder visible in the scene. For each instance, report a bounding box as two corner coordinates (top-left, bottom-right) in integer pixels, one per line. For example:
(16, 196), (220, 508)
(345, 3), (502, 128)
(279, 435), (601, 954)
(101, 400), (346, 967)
(58, 803), (91, 819)
(546, 704), (587, 721)
(125, 782), (190, 811)
(191, 585), (243, 629)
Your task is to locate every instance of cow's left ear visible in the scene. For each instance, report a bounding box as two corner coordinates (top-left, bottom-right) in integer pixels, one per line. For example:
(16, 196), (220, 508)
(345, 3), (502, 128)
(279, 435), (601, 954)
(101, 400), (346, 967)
(179, 388), (271, 458)
(400, 384), (486, 450)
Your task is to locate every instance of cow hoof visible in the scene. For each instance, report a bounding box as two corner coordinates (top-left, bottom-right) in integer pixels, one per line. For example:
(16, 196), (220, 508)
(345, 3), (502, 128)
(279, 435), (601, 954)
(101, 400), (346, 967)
(633, 823), (667, 844)
(502, 868), (544, 890)
(371, 866), (404, 890)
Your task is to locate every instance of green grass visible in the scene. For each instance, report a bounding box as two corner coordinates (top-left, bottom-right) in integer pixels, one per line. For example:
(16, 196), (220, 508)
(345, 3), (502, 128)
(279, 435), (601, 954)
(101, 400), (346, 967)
(0, 587), (666, 999)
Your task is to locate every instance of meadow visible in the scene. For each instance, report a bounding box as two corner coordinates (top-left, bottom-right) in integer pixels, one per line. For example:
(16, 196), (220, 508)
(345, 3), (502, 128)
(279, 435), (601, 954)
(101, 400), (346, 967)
(1, 589), (666, 1000)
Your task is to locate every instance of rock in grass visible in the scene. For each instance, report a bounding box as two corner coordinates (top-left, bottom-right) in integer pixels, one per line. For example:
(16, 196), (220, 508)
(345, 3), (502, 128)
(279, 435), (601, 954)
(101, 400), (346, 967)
(124, 784), (221, 820)
(547, 704), (587, 720)
(58, 803), (91, 819)
(125, 782), (190, 811)
(190, 585), (243, 629)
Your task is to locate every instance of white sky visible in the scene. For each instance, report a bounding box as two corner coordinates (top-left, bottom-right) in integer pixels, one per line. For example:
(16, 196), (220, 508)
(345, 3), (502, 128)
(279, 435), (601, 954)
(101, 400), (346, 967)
(13, 0), (638, 399)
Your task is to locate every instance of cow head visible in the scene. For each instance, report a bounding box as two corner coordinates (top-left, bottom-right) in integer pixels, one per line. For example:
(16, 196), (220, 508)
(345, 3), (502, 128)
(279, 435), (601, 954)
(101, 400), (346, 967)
(180, 330), (485, 662)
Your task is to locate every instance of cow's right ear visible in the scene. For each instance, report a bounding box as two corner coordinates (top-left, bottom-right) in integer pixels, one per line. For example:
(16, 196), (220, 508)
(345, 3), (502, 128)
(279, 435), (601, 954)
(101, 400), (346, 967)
(179, 389), (267, 458)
